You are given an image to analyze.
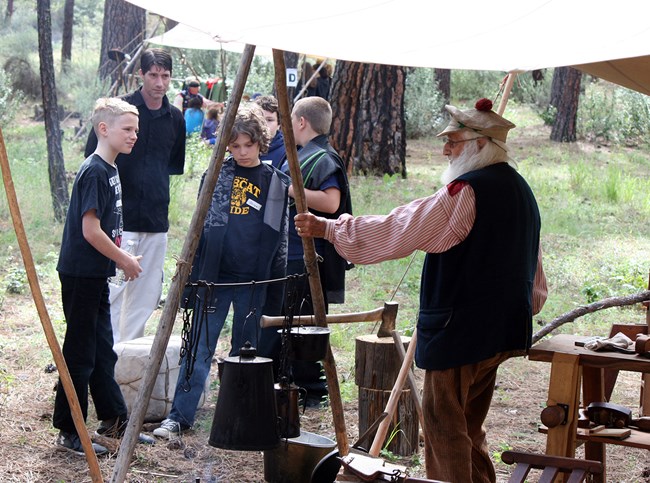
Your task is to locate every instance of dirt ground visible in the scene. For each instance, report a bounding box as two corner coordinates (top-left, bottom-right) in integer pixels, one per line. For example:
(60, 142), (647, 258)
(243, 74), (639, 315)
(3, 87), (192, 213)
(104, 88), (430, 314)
(1, 288), (650, 483)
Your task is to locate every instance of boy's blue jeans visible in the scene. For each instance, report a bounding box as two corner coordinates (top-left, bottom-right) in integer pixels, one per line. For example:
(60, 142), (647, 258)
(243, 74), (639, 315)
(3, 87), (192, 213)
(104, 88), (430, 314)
(168, 284), (264, 428)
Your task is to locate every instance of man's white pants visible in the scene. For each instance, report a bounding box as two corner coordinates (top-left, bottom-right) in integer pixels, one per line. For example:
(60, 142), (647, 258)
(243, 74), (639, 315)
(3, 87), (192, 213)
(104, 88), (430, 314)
(110, 231), (167, 344)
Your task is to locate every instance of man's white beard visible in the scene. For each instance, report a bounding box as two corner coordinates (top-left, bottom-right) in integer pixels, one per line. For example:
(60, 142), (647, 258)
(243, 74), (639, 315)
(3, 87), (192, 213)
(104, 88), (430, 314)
(441, 140), (494, 185)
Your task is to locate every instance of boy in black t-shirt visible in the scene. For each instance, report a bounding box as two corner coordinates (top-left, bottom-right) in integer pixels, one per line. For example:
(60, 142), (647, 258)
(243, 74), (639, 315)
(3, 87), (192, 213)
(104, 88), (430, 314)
(54, 98), (146, 455)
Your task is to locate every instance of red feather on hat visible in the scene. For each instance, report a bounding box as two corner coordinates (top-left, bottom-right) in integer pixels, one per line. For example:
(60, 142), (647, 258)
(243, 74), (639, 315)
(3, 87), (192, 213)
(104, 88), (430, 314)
(475, 98), (493, 111)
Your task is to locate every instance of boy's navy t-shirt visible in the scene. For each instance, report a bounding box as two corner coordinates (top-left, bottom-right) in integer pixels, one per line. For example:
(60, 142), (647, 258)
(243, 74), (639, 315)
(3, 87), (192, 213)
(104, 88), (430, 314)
(57, 154), (123, 278)
(219, 163), (270, 281)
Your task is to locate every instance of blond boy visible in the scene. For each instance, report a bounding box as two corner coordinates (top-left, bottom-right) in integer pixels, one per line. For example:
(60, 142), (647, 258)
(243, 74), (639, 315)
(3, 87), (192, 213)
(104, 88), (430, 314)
(54, 98), (147, 455)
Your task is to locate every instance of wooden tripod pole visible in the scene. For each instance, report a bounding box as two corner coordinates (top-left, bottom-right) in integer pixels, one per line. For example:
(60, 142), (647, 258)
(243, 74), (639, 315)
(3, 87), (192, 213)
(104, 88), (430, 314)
(110, 45), (257, 483)
(272, 49), (349, 455)
(0, 128), (104, 482)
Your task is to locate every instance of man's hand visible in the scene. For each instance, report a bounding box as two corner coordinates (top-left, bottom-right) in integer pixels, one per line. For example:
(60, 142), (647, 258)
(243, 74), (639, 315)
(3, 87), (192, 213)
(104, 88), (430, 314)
(294, 212), (327, 238)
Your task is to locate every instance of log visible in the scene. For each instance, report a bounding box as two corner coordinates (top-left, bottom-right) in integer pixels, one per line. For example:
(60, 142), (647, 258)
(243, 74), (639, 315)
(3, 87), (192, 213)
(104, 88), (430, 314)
(358, 387), (418, 456)
(355, 334), (418, 456)
(355, 335), (410, 390)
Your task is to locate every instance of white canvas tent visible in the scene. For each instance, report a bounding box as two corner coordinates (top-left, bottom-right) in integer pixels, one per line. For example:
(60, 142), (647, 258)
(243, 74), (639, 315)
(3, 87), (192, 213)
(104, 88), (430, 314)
(146, 23), (273, 57)
(127, 0), (650, 95)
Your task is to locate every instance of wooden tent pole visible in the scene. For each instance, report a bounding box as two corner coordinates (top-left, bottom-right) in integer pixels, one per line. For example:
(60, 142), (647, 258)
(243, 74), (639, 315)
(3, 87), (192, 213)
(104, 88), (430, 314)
(497, 72), (518, 116)
(272, 49), (349, 455)
(293, 58), (330, 102)
(110, 45), (257, 483)
(0, 129), (104, 482)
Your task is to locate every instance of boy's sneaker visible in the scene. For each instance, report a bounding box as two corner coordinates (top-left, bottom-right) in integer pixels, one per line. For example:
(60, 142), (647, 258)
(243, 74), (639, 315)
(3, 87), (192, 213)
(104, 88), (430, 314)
(56, 430), (108, 456)
(153, 418), (181, 438)
(95, 417), (155, 445)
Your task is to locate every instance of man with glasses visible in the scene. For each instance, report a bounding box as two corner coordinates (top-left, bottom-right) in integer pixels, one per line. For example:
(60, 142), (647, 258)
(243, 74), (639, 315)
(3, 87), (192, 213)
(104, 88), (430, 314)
(293, 98), (547, 483)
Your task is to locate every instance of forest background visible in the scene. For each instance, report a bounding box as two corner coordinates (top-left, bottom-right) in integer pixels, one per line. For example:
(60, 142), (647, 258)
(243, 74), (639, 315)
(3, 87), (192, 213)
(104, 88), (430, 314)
(0, 0), (650, 481)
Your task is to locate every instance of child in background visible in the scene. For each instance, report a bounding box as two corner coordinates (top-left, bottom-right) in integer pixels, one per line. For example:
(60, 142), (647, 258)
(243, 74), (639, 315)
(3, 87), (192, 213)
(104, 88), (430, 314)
(201, 106), (221, 144)
(184, 96), (204, 136)
(255, 95), (286, 168)
(54, 98), (149, 455)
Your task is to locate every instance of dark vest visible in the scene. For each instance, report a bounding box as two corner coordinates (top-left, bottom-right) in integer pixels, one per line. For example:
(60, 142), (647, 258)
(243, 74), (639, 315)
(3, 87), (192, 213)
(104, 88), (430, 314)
(415, 163), (541, 370)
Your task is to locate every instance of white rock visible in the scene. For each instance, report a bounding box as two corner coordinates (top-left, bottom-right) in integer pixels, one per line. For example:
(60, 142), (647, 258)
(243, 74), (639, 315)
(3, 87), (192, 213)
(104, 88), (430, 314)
(114, 335), (207, 422)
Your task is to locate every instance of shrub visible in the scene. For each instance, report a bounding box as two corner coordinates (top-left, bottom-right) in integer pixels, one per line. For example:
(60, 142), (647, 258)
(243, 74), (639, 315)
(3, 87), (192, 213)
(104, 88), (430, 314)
(3, 57), (40, 100)
(0, 67), (24, 127)
(404, 68), (445, 139)
(57, 57), (108, 120)
(0, 8), (38, 66)
(451, 70), (505, 103)
(578, 81), (650, 145)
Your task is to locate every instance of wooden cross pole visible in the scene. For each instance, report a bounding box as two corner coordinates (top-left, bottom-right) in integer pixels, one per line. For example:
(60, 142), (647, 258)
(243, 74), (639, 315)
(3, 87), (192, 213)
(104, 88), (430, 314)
(272, 49), (349, 455)
(0, 129), (104, 482)
(110, 44), (257, 483)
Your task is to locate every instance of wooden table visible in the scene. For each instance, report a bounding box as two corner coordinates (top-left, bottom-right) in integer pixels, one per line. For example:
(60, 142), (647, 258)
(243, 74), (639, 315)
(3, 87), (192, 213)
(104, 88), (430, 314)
(528, 334), (650, 483)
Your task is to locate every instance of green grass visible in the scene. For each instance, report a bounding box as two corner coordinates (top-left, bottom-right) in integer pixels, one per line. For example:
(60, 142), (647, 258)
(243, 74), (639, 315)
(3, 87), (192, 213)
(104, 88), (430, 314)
(1, 105), (649, 354)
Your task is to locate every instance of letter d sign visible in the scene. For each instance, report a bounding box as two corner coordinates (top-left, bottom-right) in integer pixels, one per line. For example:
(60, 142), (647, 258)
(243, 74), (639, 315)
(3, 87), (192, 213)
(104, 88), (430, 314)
(286, 68), (298, 87)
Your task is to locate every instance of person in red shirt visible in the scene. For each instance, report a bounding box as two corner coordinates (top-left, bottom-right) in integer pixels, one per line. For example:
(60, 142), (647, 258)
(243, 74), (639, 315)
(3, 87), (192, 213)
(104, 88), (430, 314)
(295, 99), (547, 483)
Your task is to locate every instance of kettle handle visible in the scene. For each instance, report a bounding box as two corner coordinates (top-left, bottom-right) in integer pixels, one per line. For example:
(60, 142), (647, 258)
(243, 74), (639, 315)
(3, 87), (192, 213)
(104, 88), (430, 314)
(299, 386), (308, 414)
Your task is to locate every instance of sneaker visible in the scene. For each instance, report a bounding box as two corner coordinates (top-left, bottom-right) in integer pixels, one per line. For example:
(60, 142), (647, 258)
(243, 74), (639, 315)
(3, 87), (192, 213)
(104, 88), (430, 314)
(153, 418), (181, 438)
(56, 430), (108, 456)
(96, 417), (155, 445)
(95, 417), (126, 438)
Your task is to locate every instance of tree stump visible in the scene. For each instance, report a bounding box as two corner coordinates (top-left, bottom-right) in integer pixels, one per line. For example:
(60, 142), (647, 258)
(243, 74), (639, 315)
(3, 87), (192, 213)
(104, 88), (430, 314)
(355, 334), (419, 456)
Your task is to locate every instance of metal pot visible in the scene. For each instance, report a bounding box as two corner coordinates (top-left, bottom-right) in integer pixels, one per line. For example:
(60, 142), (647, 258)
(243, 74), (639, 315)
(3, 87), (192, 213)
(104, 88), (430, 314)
(263, 430), (337, 483)
(285, 326), (331, 362)
(208, 343), (280, 451)
(275, 381), (307, 439)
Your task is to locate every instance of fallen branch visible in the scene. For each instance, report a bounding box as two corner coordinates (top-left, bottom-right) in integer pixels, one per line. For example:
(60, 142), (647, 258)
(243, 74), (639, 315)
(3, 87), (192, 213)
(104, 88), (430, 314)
(532, 290), (650, 344)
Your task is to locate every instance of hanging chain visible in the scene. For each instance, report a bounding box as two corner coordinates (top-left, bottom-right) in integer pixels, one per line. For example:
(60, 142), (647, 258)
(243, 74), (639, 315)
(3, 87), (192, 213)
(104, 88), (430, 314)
(179, 282), (217, 390)
(278, 272), (309, 383)
(178, 273), (303, 387)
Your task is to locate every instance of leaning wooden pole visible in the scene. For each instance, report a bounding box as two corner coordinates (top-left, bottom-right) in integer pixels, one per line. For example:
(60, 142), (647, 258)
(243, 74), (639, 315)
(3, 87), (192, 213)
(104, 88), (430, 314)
(497, 72), (518, 116)
(369, 328), (418, 457)
(272, 49), (349, 455)
(110, 45), (257, 483)
(0, 128), (104, 482)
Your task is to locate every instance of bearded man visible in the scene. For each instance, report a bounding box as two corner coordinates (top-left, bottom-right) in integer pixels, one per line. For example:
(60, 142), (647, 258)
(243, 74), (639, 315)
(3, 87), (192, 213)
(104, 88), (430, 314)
(294, 98), (547, 482)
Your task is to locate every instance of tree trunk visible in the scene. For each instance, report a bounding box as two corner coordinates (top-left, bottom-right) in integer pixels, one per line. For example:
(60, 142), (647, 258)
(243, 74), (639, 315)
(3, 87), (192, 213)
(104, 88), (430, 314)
(37, 0), (69, 222)
(330, 61), (407, 177)
(435, 68), (451, 105)
(61, 0), (74, 72)
(5, 0), (14, 23)
(550, 67), (582, 142)
(98, 0), (146, 90)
